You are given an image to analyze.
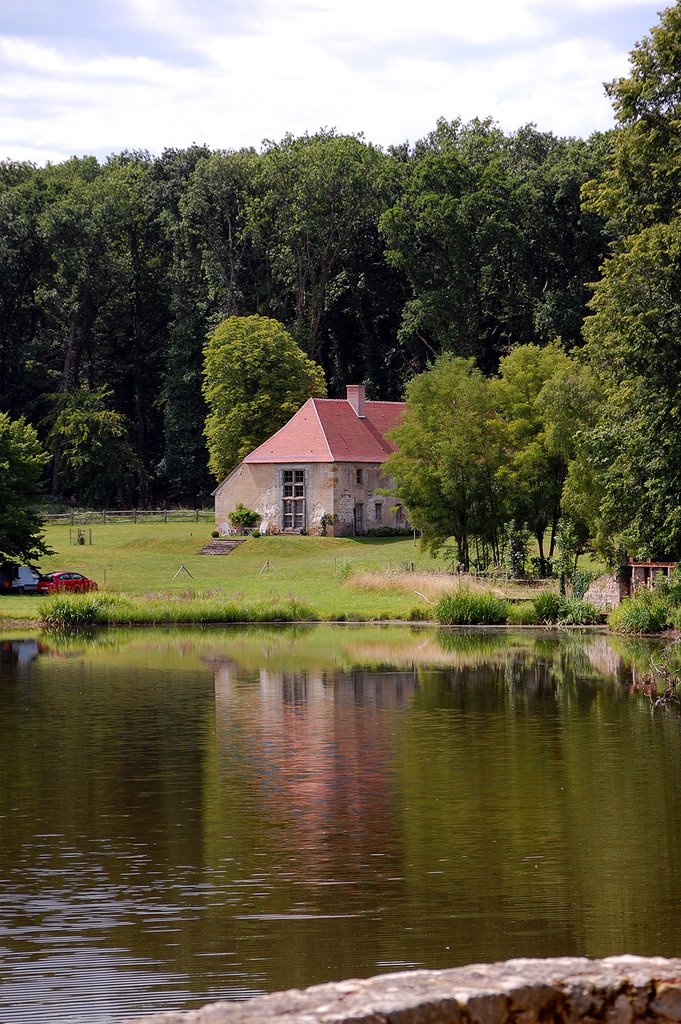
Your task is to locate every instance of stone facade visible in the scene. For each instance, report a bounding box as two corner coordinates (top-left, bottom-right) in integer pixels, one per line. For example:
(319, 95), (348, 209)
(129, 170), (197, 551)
(126, 955), (681, 1024)
(215, 461), (406, 537)
(583, 574), (622, 613)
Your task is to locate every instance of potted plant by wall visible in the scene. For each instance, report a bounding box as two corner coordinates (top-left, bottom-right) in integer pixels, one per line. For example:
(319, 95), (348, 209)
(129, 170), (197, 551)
(229, 503), (261, 533)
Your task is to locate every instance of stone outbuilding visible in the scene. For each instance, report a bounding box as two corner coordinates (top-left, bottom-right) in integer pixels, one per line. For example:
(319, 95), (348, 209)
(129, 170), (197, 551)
(584, 557), (677, 612)
(213, 385), (408, 537)
(621, 558), (676, 597)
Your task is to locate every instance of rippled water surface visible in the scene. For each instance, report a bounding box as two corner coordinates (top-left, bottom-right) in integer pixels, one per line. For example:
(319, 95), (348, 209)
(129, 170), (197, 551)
(1, 624), (680, 1023)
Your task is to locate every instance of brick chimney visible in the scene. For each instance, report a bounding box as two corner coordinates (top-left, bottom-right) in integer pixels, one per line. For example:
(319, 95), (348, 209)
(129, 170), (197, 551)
(346, 384), (366, 418)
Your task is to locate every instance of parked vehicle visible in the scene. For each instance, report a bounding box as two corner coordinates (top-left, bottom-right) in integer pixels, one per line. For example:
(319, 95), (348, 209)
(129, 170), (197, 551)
(36, 572), (98, 595)
(0, 564), (40, 593)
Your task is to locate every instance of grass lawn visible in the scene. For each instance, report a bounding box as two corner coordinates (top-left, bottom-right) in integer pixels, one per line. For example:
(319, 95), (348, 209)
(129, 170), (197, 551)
(0, 523), (452, 621)
(0, 522), (592, 624)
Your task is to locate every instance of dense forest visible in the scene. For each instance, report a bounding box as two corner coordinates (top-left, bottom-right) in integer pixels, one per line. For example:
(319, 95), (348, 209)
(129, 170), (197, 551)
(1, 1), (680, 564)
(0, 119), (609, 506)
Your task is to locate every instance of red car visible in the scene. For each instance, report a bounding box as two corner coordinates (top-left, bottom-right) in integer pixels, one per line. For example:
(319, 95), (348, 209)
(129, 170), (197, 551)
(37, 571), (98, 595)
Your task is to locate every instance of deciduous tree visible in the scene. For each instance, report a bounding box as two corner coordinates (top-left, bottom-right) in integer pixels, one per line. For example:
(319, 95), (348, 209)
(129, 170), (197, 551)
(0, 413), (50, 563)
(493, 343), (583, 575)
(385, 355), (505, 568)
(48, 387), (143, 508)
(202, 315), (326, 481)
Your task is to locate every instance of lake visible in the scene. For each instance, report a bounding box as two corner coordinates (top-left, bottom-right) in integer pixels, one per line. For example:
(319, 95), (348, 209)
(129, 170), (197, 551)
(1, 624), (679, 1024)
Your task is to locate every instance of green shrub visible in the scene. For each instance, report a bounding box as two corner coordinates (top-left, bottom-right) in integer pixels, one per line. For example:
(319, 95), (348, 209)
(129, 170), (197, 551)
(533, 592), (563, 623)
(663, 567), (681, 606)
(609, 594), (670, 634)
(408, 605), (431, 622)
(39, 592), (318, 629)
(366, 526), (413, 537)
(532, 592), (600, 626)
(229, 502), (260, 529)
(434, 589), (509, 626)
(211, 529), (219, 538)
(320, 512), (334, 536)
(507, 601), (540, 625)
(335, 558), (353, 581)
(40, 592), (135, 629)
(503, 520), (529, 579)
(557, 597), (600, 625)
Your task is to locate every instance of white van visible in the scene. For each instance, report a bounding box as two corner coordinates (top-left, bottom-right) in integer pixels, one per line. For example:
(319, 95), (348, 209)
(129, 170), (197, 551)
(0, 564), (40, 593)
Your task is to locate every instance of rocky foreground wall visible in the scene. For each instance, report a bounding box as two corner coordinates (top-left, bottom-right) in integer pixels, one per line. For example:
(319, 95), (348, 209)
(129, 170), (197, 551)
(126, 956), (681, 1024)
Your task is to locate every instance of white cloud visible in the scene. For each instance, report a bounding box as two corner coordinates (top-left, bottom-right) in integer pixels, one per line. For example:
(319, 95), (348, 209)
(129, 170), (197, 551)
(0, 0), (664, 163)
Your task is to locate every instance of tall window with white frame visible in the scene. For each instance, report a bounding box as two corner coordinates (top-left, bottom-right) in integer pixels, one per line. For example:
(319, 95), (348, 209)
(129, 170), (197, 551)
(282, 469), (305, 531)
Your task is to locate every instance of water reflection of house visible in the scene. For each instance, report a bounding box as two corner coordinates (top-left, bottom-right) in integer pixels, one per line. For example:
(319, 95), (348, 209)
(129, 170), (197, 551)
(0, 639), (42, 671)
(212, 665), (414, 879)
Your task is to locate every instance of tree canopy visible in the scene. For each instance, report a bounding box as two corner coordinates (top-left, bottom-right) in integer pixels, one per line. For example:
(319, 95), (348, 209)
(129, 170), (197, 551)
(386, 345), (587, 572)
(386, 355), (504, 569)
(202, 315), (327, 481)
(0, 413), (50, 564)
(570, 2), (681, 560)
(0, 121), (610, 507)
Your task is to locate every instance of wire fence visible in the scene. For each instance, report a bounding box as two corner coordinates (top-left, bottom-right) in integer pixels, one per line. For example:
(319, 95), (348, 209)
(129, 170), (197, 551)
(44, 509), (214, 526)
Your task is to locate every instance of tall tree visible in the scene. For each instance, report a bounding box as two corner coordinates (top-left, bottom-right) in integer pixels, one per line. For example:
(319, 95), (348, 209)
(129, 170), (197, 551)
(566, 221), (681, 560)
(203, 315), (327, 481)
(572, 2), (681, 559)
(245, 131), (405, 394)
(155, 145), (214, 503)
(47, 387), (143, 508)
(385, 355), (505, 568)
(582, 0), (681, 234)
(380, 118), (608, 373)
(492, 343), (585, 575)
(0, 412), (50, 564)
(179, 149), (260, 321)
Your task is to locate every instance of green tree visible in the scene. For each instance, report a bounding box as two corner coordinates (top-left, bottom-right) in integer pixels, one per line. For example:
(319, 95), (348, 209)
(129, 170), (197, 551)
(571, 4), (681, 560)
(380, 118), (607, 372)
(245, 131), (404, 393)
(48, 387), (143, 507)
(492, 343), (583, 575)
(565, 221), (681, 560)
(179, 149), (259, 320)
(385, 355), (505, 567)
(155, 145), (214, 503)
(0, 412), (50, 563)
(582, 1), (681, 233)
(202, 315), (327, 481)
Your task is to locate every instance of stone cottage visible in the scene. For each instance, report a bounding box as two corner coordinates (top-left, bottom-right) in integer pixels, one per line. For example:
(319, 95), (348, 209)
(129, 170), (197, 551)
(213, 385), (407, 536)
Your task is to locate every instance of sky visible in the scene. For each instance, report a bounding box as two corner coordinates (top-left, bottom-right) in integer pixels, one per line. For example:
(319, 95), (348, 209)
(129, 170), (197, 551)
(0, 0), (666, 165)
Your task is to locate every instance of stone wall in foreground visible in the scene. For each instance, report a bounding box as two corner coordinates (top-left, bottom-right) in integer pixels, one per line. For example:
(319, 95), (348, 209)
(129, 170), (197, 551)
(125, 956), (681, 1024)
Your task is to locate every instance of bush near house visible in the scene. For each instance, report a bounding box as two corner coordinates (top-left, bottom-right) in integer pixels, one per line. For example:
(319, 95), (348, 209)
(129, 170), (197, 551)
(228, 503), (260, 529)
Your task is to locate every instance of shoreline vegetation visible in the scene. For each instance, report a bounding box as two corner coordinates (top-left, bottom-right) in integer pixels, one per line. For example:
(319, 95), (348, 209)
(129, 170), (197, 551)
(0, 524), (676, 635)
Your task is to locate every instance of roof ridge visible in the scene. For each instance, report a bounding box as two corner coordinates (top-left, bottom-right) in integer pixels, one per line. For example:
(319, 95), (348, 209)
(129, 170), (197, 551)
(311, 396), (333, 459)
(310, 397), (405, 405)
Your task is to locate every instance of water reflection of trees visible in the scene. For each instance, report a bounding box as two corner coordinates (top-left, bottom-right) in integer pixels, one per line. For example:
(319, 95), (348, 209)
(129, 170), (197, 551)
(3, 625), (681, 1009)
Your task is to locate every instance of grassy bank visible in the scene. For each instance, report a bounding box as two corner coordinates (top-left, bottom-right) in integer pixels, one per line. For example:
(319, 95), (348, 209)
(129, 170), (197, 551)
(0, 522), (559, 624)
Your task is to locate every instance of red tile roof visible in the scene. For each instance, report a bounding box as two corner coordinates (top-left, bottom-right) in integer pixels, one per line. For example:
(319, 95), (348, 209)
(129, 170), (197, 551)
(243, 398), (405, 464)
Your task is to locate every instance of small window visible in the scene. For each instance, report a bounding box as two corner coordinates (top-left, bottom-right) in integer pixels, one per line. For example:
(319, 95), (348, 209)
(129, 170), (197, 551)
(356, 468), (363, 486)
(395, 504), (404, 524)
(375, 502), (383, 521)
